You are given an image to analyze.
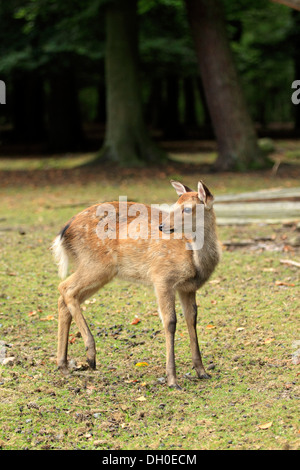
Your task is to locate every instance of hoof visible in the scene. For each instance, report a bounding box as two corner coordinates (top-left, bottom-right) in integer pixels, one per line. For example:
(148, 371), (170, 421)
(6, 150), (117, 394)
(198, 372), (211, 380)
(168, 383), (182, 390)
(58, 365), (70, 376)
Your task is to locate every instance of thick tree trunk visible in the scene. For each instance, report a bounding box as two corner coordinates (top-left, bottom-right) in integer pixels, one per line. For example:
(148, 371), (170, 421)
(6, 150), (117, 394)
(185, 0), (268, 170)
(98, 0), (165, 166)
(47, 66), (84, 152)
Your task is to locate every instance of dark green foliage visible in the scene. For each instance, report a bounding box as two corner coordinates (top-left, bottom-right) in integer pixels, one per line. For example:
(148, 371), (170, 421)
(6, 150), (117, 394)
(225, 0), (294, 125)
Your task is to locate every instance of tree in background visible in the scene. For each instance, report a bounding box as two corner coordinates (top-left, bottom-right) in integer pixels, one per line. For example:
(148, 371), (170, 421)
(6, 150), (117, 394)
(98, 0), (165, 165)
(185, 0), (270, 171)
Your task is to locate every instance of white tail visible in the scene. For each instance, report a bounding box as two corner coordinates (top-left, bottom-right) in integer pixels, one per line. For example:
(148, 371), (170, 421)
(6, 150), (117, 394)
(52, 235), (69, 280)
(52, 180), (221, 389)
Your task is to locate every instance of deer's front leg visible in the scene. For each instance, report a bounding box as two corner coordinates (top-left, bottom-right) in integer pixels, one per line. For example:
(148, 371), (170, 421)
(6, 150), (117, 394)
(155, 286), (180, 389)
(178, 290), (211, 380)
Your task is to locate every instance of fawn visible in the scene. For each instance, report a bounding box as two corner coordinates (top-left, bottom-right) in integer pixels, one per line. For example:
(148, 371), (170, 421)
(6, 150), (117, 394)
(52, 180), (221, 389)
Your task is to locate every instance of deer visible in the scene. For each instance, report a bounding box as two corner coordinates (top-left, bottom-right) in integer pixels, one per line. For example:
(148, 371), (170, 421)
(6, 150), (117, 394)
(52, 180), (221, 389)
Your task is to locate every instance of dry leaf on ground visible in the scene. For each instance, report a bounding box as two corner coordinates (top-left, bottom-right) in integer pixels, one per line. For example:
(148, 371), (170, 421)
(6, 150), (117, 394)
(258, 422), (273, 430)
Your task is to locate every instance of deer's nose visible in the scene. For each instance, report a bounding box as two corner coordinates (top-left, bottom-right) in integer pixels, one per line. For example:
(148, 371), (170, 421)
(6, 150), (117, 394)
(159, 223), (164, 232)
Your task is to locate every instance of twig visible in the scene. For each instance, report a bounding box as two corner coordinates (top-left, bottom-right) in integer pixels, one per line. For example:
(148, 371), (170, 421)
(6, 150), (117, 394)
(280, 259), (300, 268)
(271, 160), (281, 176)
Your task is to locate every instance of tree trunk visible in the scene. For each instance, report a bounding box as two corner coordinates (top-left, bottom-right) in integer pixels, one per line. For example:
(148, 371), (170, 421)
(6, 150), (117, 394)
(98, 0), (165, 166)
(47, 66), (84, 152)
(185, 0), (268, 170)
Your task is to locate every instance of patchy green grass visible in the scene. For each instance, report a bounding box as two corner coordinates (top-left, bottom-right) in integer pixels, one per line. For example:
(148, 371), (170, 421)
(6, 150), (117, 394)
(0, 153), (299, 450)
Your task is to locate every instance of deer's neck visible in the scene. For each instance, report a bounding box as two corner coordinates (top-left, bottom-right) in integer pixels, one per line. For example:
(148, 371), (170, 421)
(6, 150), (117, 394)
(190, 214), (221, 282)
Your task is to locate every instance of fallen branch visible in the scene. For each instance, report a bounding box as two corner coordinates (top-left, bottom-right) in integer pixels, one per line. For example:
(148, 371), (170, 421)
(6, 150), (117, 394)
(280, 259), (300, 268)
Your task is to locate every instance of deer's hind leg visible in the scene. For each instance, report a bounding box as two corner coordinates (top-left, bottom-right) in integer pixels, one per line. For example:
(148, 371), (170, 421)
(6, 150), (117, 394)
(57, 295), (72, 374)
(58, 265), (115, 372)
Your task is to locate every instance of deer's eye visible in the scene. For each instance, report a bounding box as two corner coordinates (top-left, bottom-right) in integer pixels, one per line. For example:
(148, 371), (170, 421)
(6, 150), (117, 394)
(183, 207), (192, 214)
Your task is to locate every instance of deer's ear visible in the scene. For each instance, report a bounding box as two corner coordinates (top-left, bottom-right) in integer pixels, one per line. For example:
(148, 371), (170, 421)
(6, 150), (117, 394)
(170, 180), (193, 196)
(198, 181), (214, 208)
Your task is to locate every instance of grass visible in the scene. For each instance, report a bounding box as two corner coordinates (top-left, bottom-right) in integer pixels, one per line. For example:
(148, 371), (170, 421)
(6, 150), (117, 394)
(0, 146), (299, 450)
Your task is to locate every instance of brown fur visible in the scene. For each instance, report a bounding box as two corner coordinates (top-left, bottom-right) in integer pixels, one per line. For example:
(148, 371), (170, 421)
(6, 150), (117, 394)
(53, 181), (221, 389)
